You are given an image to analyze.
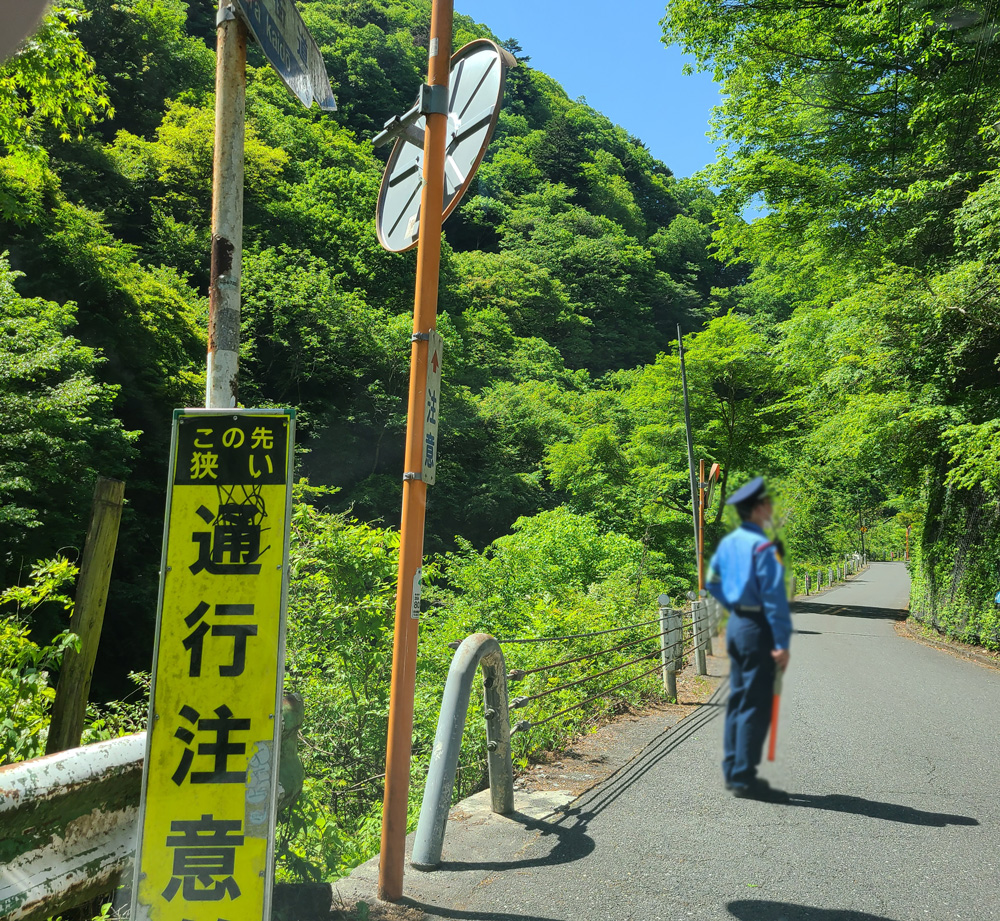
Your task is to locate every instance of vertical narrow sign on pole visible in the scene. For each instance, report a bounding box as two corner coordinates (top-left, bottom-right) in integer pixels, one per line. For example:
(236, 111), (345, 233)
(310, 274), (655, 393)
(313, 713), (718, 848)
(422, 329), (443, 486)
(131, 409), (295, 921)
(371, 21), (513, 904)
(378, 0), (454, 903)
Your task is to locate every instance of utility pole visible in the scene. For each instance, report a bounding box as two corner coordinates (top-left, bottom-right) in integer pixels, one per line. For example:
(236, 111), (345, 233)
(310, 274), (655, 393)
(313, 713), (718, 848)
(678, 325), (699, 566)
(207, 1), (247, 409)
(378, 0), (453, 902)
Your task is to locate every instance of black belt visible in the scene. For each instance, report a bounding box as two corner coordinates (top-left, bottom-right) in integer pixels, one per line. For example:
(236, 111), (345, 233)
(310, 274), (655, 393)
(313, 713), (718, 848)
(733, 605), (763, 615)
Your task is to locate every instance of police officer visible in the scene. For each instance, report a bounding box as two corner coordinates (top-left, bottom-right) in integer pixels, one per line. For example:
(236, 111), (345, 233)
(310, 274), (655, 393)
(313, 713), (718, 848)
(706, 477), (791, 801)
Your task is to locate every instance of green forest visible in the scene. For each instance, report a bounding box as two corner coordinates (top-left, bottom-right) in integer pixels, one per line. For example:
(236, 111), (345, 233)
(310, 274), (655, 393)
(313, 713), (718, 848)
(2, 0), (999, 884)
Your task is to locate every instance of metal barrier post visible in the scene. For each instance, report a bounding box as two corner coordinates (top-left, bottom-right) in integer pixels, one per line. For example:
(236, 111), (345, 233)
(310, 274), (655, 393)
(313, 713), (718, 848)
(411, 634), (513, 870)
(658, 594), (677, 701)
(701, 597), (714, 656)
(693, 601), (707, 675)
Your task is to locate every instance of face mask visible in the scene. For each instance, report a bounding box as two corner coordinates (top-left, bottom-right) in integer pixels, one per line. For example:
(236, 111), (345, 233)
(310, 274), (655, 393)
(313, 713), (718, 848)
(762, 517), (774, 531)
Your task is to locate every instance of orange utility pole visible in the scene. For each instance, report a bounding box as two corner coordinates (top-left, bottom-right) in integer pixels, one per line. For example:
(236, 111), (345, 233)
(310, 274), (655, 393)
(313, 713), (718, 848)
(378, 0), (453, 902)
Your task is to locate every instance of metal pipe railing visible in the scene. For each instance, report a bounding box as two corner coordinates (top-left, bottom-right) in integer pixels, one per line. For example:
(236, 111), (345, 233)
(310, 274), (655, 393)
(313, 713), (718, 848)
(411, 633), (513, 870)
(412, 589), (727, 870)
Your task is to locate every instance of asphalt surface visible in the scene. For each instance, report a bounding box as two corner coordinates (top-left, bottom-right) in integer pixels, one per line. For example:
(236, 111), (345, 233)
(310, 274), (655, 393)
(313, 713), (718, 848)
(331, 563), (1000, 921)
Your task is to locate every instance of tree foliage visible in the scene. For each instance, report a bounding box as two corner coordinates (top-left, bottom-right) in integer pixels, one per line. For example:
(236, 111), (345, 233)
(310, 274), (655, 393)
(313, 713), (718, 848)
(16, 0), (1000, 883)
(661, 0), (1000, 636)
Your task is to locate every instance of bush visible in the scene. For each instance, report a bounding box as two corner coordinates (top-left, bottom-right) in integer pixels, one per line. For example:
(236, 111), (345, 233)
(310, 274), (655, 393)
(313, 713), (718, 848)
(276, 500), (681, 881)
(0, 556), (78, 763)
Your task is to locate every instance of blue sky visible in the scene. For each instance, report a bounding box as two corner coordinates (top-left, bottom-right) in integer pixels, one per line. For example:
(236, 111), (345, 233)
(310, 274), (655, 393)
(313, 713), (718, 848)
(454, 0), (723, 179)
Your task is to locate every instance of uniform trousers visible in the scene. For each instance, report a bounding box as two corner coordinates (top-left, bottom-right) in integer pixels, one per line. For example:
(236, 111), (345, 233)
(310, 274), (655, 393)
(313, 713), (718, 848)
(723, 613), (776, 787)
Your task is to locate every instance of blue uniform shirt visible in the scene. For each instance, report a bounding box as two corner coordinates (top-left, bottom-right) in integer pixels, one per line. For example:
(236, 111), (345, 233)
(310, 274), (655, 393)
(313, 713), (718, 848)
(707, 522), (792, 650)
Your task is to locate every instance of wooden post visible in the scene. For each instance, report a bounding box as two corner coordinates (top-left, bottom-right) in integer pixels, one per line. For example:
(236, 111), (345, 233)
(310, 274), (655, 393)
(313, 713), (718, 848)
(46, 478), (125, 754)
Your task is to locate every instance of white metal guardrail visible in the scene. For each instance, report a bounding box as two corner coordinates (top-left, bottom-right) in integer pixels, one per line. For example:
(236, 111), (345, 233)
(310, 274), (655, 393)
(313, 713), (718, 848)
(0, 693), (304, 921)
(0, 733), (145, 921)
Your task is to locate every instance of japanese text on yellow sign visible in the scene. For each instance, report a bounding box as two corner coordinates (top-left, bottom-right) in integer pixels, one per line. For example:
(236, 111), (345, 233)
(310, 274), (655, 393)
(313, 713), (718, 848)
(133, 409), (294, 921)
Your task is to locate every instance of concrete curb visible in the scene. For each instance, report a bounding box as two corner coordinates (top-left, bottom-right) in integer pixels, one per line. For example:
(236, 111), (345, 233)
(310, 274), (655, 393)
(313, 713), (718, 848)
(899, 618), (1000, 672)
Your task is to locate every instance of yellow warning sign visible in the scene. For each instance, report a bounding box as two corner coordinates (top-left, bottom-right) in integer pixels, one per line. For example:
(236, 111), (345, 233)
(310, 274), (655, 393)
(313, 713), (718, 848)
(132, 409), (294, 921)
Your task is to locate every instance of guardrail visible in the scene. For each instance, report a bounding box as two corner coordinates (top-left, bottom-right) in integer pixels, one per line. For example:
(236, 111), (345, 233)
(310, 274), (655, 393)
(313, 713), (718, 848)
(792, 556), (868, 597)
(413, 594), (722, 868)
(0, 733), (144, 921)
(2, 594), (725, 909)
(0, 694), (304, 921)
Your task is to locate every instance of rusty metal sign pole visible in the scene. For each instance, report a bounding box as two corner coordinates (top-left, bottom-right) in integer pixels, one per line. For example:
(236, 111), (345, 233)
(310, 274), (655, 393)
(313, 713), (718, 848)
(207, 2), (247, 409)
(378, 0), (453, 902)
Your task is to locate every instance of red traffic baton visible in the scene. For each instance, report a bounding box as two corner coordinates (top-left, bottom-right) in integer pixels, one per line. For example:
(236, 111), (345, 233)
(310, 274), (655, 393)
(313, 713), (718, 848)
(767, 667), (784, 761)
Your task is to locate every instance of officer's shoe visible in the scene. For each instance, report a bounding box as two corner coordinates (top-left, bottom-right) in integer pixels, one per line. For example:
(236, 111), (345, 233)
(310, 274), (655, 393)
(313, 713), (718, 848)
(731, 779), (789, 803)
(726, 776), (768, 792)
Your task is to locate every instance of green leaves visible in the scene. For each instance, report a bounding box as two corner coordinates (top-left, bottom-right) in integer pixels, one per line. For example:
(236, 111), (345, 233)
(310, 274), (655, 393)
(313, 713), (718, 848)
(0, 254), (136, 574)
(664, 0), (1000, 274)
(0, 555), (79, 764)
(0, 6), (113, 151)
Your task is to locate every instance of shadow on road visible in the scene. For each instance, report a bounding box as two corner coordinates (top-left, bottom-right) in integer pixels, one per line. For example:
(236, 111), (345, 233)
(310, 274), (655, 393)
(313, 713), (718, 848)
(787, 793), (979, 827)
(434, 683), (727, 876)
(402, 902), (564, 920)
(432, 807), (596, 873)
(728, 900), (902, 920)
(791, 602), (906, 621)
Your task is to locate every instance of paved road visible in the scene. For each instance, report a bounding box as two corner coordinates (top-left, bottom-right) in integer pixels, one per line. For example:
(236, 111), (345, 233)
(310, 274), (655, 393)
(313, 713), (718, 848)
(372, 563), (1000, 921)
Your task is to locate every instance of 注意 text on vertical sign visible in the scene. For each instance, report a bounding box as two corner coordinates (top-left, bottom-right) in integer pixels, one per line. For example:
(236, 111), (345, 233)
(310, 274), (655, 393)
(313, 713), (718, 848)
(132, 408), (295, 921)
(422, 329), (442, 486)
